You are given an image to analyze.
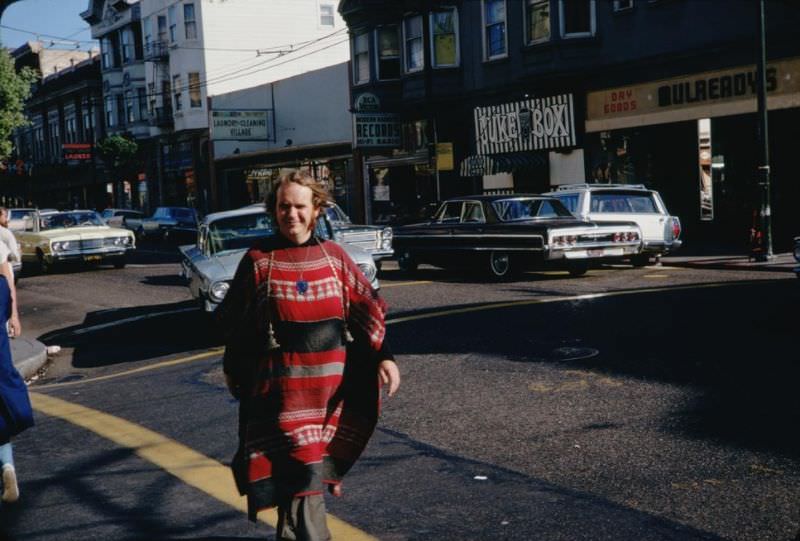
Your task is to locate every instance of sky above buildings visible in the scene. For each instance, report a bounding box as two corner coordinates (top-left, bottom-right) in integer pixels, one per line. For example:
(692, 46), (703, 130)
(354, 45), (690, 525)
(1, 0), (97, 51)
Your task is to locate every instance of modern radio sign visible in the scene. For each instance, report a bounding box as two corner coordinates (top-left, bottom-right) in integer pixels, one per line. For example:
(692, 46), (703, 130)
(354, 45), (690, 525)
(210, 110), (272, 141)
(474, 94), (576, 155)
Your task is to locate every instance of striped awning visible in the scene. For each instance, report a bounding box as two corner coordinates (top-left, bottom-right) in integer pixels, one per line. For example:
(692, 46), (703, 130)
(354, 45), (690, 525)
(459, 152), (547, 177)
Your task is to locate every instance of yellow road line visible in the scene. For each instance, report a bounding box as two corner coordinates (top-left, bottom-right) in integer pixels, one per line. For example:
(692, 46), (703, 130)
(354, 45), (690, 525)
(34, 348), (225, 390)
(29, 393), (376, 541)
(380, 280), (432, 288)
(643, 274), (670, 278)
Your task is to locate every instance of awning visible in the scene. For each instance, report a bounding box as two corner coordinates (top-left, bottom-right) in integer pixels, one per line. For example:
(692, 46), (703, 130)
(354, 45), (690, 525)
(459, 151), (547, 177)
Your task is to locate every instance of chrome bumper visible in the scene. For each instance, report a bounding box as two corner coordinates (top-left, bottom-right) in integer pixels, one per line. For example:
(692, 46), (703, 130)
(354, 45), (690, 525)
(51, 246), (133, 261)
(642, 239), (682, 254)
(546, 242), (640, 261)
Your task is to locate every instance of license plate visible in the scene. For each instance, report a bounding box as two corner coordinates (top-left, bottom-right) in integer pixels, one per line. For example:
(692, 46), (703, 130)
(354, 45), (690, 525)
(84, 255), (102, 262)
(587, 248), (605, 257)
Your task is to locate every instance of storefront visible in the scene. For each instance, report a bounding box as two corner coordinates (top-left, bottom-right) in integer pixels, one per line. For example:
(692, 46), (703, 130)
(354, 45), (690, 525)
(585, 57), (800, 250)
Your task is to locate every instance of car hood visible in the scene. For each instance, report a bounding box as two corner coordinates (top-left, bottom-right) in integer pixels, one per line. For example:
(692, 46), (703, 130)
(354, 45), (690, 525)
(34, 225), (132, 239)
(333, 223), (383, 233)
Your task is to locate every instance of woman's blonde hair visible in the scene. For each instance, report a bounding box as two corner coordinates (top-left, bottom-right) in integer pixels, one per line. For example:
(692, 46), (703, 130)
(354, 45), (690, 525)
(266, 169), (332, 213)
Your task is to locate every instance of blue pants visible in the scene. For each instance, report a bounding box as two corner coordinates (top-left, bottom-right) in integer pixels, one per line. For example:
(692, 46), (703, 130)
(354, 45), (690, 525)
(0, 441), (12, 469)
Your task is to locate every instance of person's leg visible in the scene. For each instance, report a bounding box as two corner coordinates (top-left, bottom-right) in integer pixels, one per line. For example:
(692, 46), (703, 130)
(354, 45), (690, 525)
(276, 494), (330, 541)
(0, 440), (19, 503)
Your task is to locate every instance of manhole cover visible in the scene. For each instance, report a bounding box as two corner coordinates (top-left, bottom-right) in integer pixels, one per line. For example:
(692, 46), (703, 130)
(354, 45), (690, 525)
(550, 347), (599, 362)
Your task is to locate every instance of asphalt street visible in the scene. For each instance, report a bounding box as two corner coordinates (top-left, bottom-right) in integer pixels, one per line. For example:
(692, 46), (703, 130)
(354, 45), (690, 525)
(1, 247), (798, 540)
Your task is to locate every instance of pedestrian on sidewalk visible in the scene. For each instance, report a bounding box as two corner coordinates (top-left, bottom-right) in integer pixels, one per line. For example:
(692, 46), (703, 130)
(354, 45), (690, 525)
(0, 238), (32, 505)
(217, 170), (400, 541)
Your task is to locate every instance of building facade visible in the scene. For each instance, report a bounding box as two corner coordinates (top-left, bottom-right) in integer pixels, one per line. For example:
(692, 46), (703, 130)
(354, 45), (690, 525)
(339, 0), (800, 250)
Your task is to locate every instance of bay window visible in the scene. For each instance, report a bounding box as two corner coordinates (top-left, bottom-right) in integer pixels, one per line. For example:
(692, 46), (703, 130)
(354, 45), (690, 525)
(526, 0), (551, 44)
(560, 0), (596, 38)
(376, 25), (400, 80)
(352, 31), (370, 84)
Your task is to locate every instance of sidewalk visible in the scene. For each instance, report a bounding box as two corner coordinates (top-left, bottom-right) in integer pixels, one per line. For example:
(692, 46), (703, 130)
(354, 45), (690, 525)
(11, 336), (47, 380)
(662, 251), (798, 273)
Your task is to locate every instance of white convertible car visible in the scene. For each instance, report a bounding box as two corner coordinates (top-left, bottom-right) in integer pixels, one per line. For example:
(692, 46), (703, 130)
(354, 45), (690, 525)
(179, 204), (380, 312)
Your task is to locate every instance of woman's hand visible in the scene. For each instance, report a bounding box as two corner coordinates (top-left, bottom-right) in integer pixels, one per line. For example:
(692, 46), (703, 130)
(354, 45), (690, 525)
(378, 360), (400, 397)
(8, 313), (21, 338)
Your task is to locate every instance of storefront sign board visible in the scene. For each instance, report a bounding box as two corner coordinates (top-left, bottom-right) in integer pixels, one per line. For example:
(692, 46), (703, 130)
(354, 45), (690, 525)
(211, 109), (272, 141)
(586, 57), (800, 132)
(436, 143), (454, 171)
(474, 94), (577, 155)
(354, 113), (401, 147)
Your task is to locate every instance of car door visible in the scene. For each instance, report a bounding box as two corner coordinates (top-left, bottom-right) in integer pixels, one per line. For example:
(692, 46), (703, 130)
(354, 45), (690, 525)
(450, 201), (488, 251)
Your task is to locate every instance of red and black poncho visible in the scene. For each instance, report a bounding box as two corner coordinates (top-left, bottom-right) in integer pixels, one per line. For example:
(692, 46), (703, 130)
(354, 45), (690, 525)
(218, 235), (391, 521)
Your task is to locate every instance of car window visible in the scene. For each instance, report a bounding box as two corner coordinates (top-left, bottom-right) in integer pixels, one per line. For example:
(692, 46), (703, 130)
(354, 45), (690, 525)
(462, 202), (486, 223)
(435, 202), (463, 223)
(324, 205), (351, 224)
(492, 198), (572, 221)
(208, 213), (276, 254)
(101, 209), (114, 218)
(154, 207), (170, 218)
(10, 210), (33, 220)
(42, 211), (104, 230)
(590, 193), (658, 213)
(554, 194), (579, 213)
(537, 200), (561, 218)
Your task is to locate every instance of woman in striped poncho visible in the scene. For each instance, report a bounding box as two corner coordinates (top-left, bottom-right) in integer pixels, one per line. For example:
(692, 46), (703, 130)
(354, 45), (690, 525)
(218, 170), (400, 541)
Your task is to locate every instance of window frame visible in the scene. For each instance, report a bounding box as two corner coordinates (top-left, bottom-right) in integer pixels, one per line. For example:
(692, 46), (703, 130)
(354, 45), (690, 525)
(524, 0), (552, 45)
(173, 74), (183, 112)
(482, 0), (508, 61)
(351, 30), (370, 85)
(168, 5), (177, 43)
(318, 1), (336, 27)
(120, 27), (134, 64)
(184, 3), (198, 40)
(188, 72), (202, 108)
(559, 0), (597, 39)
(429, 6), (460, 68)
(375, 24), (401, 81)
(403, 13), (425, 73)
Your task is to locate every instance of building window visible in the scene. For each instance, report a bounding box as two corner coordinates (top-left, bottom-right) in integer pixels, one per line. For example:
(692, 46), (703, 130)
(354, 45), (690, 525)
(138, 87), (148, 120)
(173, 75), (182, 112)
(483, 0), (507, 60)
(105, 96), (115, 127)
(157, 15), (168, 43)
(116, 94), (126, 126)
(101, 37), (112, 69)
(352, 31), (370, 84)
(143, 16), (153, 54)
(526, 0), (551, 44)
(121, 28), (134, 63)
(403, 14), (424, 72)
(319, 3), (335, 27)
(125, 90), (135, 123)
(560, 0), (596, 38)
(188, 72), (202, 108)
(613, 0), (633, 10)
(430, 7), (459, 67)
(168, 5), (177, 42)
(184, 3), (197, 40)
(376, 25), (400, 80)
(82, 106), (93, 137)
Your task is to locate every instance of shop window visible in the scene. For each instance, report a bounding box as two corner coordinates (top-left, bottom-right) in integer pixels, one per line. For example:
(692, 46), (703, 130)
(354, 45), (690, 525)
(483, 0), (507, 60)
(404, 15), (424, 72)
(525, 0), (551, 44)
(376, 25), (400, 80)
(352, 31), (370, 84)
(430, 7), (459, 67)
(560, 0), (596, 38)
(188, 72), (202, 108)
(613, 0), (633, 11)
(184, 3), (198, 40)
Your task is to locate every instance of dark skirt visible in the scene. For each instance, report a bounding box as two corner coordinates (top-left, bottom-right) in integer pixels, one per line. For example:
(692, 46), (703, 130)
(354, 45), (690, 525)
(0, 276), (34, 442)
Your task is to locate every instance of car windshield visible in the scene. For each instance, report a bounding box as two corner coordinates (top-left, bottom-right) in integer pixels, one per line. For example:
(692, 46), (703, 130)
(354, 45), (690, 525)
(155, 207), (196, 221)
(492, 198), (573, 221)
(590, 192), (659, 213)
(41, 211), (105, 230)
(324, 204), (351, 224)
(208, 212), (277, 254)
(10, 210), (33, 220)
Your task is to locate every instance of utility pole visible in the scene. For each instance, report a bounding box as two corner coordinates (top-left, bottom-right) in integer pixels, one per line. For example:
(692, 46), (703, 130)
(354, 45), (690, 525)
(754, 0), (773, 260)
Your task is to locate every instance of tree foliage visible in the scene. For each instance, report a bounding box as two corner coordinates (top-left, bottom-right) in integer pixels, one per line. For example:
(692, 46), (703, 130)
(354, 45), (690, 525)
(96, 134), (139, 168)
(0, 44), (37, 160)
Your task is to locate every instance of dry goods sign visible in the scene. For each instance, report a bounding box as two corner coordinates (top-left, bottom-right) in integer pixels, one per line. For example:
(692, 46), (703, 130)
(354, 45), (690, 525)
(474, 94), (576, 155)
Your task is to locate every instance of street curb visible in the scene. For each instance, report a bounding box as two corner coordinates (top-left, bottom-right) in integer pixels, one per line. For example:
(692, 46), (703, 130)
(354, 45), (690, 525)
(11, 337), (48, 380)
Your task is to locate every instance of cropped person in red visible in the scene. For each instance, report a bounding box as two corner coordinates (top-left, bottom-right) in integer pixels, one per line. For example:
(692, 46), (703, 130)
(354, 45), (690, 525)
(218, 170), (400, 540)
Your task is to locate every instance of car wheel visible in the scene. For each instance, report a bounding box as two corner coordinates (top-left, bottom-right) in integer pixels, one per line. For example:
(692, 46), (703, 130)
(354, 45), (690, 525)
(568, 262), (589, 277)
(111, 256), (126, 269)
(397, 250), (418, 273)
(37, 250), (54, 274)
(488, 251), (511, 279)
(631, 254), (651, 267)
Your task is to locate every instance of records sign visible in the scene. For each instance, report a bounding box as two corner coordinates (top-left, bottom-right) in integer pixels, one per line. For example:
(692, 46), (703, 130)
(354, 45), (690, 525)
(354, 113), (401, 148)
(474, 94), (576, 155)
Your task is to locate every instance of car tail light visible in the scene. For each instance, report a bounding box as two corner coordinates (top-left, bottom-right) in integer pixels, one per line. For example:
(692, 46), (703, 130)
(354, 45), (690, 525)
(672, 217), (682, 239)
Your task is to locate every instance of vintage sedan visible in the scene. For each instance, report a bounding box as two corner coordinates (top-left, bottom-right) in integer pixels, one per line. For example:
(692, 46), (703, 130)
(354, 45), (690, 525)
(15, 210), (135, 273)
(179, 205), (380, 312)
(324, 203), (393, 264)
(393, 195), (642, 278)
(138, 206), (199, 242)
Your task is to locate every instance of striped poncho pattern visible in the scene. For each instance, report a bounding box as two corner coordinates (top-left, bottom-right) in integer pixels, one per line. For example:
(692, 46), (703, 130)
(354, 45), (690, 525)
(221, 236), (387, 521)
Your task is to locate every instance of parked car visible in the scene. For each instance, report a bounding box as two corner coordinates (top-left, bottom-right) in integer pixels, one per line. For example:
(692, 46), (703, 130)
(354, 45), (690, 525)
(178, 204), (380, 312)
(793, 236), (800, 279)
(138, 206), (199, 242)
(14, 209), (135, 273)
(101, 208), (145, 231)
(544, 183), (681, 265)
(324, 202), (393, 265)
(392, 195), (642, 279)
(7, 208), (37, 232)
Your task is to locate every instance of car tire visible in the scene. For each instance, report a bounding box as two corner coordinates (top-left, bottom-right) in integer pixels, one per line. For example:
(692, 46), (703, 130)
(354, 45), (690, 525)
(37, 250), (54, 274)
(631, 254), (651, 267)
(488, 251), (511, 279)
(568, 262), (589, 277)
(397, 251), (418, 273)
(111, 256), (126, 269)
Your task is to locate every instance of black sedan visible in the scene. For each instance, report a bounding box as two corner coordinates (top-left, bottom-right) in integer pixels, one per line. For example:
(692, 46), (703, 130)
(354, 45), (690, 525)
(393, 195), (642, 279)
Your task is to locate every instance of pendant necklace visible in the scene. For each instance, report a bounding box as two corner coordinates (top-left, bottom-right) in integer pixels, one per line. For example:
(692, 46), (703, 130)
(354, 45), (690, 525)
(287, 242), (314, 295)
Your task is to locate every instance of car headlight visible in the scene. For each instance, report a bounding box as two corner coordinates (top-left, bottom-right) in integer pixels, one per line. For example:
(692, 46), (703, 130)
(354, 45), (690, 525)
(358, 262), (377, 283)
(380, 227), (393, 251)
(52, 241), (71, 251)
(209, 281), (230, 302)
